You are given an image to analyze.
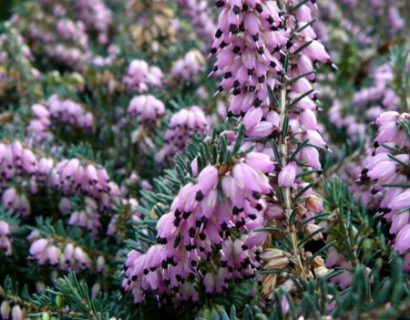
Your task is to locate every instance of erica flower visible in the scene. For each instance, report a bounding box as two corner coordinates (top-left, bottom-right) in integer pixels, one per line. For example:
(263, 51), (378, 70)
(75, 0), (113, 44)
(156, 106), (210, 162)
(123, 152), (274, 302)
(359, 111), (410, 268)
(278, 162), (297, 187)
(124, 60), (164, 93)
(128, 95), (166, 124)
(28, 235), (97, 272)
(170, 50), (206, 85)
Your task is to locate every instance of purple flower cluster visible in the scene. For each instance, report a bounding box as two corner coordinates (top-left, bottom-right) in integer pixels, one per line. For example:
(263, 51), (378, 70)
(47, 95), (94, 129)
(211, 0), (329, 125)
(0, 141), (50, 217)
(28, 231), (106, 272)
(67, 196), (102, 234)
(211, 0), (329, 171)
(353, 64), (400, 120)
(55, 159), (120, 212)
(170, 50), (206, 85)
(29, 15), (90, 69)
(74, 0), (113, 44)
(156, 106), (209, 162)
(2, 187), (31, 218)
(325, 246), (353, 289)
(29, 95), (94, 142)
(319, 0), (406, 51)
(91, 44), (120, 67)
(358, 112), (410, 269)
(123, 153), (274, 302)
(128, 95), (166, 125)
(208, 0), (331, 290)
(0, 140), (119, 223)
(328, 102), (367, 143)
(124, 60), (164, 93)
(17, 0), (118, 70)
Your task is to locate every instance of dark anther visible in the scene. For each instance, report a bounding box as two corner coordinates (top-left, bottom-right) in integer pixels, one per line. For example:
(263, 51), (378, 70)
(248, 85), (256, 92)
(229, 25), (238, 34)
(195, 190), (205, 201)
(252, 191), (261, 199)
(189, 228), (196, 238)
(232, 206), (242, 215)
(254, 98), (262, 107)
(220, 41), (228, 48)
(173, 218), (181, 227)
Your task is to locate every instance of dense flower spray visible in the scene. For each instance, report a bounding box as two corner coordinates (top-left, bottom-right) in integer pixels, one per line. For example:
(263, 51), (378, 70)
(128, 95), (166, 125)
(210, 0), (330, 295)
(74, 0), (112, 44)
(169, 50), (206, 86)
(123, 152), (274, 302)
(358, 112), (410, 270)
(155, 106), (210, 162)
(0, 141), (120, 227)
(29, 95), (94, 142)
(124, 60), (164, 93)
(122, 0), (332, 303)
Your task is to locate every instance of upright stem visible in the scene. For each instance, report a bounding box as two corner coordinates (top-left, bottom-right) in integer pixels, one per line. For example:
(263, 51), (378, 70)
(278, 85), (307, 282)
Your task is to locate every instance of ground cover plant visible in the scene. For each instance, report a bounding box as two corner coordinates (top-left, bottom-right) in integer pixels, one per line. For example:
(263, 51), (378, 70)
(0, 0), (409, 319)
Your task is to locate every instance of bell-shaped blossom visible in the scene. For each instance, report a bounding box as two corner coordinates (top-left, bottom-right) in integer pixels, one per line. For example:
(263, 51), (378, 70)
(123, 153), (274, 302)
(128, 95), (165, 124)
(124, 59), (164, 93)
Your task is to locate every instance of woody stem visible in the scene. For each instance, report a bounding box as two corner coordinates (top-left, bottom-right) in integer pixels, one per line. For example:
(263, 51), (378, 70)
(278, 85), (307, 283)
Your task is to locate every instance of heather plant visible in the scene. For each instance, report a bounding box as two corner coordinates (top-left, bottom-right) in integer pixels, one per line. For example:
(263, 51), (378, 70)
(0, 1), (410, 320)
